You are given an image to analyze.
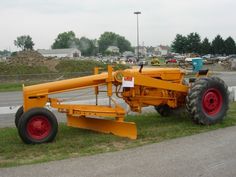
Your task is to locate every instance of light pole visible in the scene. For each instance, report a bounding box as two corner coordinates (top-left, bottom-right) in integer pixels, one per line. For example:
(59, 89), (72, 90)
(134, 11), (141, 62)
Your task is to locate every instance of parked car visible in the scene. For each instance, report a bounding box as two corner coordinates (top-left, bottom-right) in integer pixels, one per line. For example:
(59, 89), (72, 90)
(226, 55), (236, 60)
(202, 54), (212, 59)
(166, 58), (177, 64)
(216, 56), (228, 61)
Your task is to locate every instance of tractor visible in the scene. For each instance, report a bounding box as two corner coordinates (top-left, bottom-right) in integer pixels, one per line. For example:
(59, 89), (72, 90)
(15, 65), (229, 144)
(150, 56), (161, 66)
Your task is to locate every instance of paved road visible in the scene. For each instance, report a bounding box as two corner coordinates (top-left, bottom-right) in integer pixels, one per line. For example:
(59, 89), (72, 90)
(1, 126), (236, 177)
(215, 71), (236, 86)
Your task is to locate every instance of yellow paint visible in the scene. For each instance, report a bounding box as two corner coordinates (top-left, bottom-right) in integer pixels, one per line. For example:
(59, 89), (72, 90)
(67, 115), (137, 139)
(22, 65), (192, 140)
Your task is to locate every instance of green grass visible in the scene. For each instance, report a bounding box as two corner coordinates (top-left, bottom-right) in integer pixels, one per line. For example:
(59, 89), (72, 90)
(0, 83), (22, 92)
(55, 60), (106, 73)
(0, 82), (45, 92)
(0, 63), (50, 75)
(0, 103), (236, 168)
(56, 60), (129, 73)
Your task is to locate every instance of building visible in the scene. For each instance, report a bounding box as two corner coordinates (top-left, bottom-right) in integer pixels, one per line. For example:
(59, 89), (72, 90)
(38, 48), (81, 58)
(154, 45), (170, 56)
(135, 46), (147, 56)
(106, 46), (120, 53)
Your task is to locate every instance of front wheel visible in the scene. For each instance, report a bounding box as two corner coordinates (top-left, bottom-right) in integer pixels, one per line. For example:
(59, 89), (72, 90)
(15, 106), (24, 128)
(186, 77), (229, 125)
(18, 108), (58, 144)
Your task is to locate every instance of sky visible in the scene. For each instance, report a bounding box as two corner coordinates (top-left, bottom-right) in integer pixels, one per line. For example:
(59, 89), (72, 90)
(0, 0), (236, 51)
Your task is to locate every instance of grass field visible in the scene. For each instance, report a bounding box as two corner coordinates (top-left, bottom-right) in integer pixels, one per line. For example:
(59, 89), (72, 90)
(0, 83), (22, 92)
(0, 103), (235, 168)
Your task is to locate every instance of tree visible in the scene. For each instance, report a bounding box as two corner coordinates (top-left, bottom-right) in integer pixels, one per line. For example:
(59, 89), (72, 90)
(78, 37), (96, 56)
(200, 38), (211, 55)
(186, 32), (201, 53)
(212, 35), (225, 55)
(98, 32), (132, 54)
(171, 34), (187, 54)
(116, 35), (133, 53)
(51, 31), (78, 49)
(224, 36), (235, 55)
(14, 35), (34, 50)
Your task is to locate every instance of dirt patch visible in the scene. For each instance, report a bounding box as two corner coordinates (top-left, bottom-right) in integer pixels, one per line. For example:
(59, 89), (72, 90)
(8, 51), (59, 71)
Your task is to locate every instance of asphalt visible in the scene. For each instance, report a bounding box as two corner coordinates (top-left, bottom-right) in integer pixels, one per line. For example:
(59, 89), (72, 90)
(1, 126), (236, 177)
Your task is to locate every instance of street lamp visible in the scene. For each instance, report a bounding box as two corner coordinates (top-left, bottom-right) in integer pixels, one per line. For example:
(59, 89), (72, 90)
(134, 11), (141, 62)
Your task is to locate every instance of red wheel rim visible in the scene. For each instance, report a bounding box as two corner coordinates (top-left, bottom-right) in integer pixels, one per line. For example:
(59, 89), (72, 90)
(202, 88), (223, 116)
(26, 116), (52, 140)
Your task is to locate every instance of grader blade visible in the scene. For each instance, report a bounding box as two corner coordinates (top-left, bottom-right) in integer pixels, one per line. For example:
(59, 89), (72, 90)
(67, 115), (137, 139)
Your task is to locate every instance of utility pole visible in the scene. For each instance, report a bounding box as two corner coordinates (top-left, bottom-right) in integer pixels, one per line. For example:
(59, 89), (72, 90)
(134, 11), (141, 62)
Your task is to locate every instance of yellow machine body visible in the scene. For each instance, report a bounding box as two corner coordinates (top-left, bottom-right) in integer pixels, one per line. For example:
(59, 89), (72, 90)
(22, 66), (188, 139)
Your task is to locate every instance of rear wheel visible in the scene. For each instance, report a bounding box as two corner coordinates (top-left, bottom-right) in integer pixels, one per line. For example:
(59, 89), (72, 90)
(186, 77), (229, 125)
(18, 108), (58, 144)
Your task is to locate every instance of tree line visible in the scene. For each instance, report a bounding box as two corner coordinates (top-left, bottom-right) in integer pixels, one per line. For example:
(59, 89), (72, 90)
(12, 31), (133, 56)
(171, 33), (236, 55)
(9, 31), (236, 57)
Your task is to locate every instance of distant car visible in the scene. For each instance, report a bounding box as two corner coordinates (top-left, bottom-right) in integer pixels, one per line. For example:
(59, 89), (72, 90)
(217, 56), (227, 61)
(185, 57), (204, 64)
(226, 55), (236, 60)
(185, 58), (193, 62)
(202, 54), (212, 59)
(166, 58), (177, 64)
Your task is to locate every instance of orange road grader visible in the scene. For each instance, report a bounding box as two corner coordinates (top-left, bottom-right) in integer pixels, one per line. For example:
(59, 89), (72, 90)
(15, 65), (229, 144)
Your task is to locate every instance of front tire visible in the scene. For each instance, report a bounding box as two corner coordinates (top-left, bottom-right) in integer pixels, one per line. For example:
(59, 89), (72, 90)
(186, 77), (229, 125)
(15, 106), (24, 128)
(18, 108), (58, 144)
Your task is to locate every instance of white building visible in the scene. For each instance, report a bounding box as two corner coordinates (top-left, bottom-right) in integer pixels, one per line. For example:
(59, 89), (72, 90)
(154, 45), (170, 56)
(38, 48), (81, 58)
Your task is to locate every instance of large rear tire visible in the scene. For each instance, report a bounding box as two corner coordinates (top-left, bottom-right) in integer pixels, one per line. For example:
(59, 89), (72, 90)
(18, 108), (58, 144)
(186, 77), (229, 125)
